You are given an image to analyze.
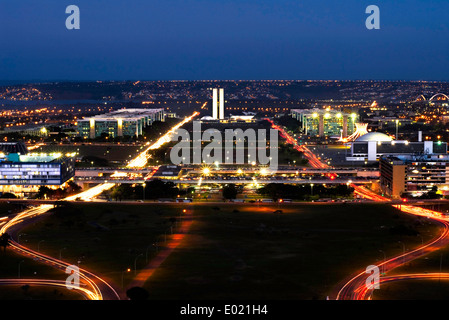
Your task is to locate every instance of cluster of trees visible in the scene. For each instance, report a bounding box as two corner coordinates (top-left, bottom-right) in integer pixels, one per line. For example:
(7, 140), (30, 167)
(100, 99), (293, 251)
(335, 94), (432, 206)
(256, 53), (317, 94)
(274, 115), (301, 134)
(222, 184), (240, 200)
(142, 119), (179, 141)
(0, 233), (11, 252)
(401, 186), (441, 200)
(257, 183), (354, 201)
(108, 179), (183, 201)
(0, 192), (17, 199)
(35, 181), (82, 200)
(278, 143), (309, 166)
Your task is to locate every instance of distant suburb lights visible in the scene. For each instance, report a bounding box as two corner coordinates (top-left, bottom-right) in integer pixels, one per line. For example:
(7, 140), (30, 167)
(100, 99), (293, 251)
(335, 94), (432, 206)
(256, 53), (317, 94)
(64, 4), (381, 31)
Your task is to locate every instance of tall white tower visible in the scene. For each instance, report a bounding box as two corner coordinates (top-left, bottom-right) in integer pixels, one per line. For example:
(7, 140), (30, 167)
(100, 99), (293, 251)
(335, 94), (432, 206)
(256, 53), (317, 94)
(219, 88), (225, 120)
(212, 88), (218, 119)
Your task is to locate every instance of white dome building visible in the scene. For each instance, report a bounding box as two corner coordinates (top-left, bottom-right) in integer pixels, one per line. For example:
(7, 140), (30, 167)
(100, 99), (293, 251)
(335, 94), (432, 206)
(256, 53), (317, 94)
(355, 132), (393, 142)
(347, 131), (443, 163)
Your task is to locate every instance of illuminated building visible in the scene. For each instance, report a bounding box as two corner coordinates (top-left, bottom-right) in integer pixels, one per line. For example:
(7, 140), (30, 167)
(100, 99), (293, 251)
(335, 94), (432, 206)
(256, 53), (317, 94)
(291, 109), (357, 137)
(0, 142), (28, 155)
(0, 152), (75, 196)
(151, 165), (182, 180)
(211, 88), (225, 120)
(77, 108), (165, 139)
(380, 154), (449, 198)
(0, 125), (49, 138)
(346, 132), (447, 162)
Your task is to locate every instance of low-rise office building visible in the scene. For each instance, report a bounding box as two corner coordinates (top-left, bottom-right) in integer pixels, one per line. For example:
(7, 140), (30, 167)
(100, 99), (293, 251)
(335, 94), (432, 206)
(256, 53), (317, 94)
(346, 132), (447, 162)
(0, 152), (75, 196)
(379, 154), (449, 198)
(77, 108), (165, 139)
(291, 109), (358, 137)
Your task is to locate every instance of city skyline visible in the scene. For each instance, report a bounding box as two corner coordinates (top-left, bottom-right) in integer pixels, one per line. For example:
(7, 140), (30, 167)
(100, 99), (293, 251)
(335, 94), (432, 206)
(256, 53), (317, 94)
(2, 0), (449, 305)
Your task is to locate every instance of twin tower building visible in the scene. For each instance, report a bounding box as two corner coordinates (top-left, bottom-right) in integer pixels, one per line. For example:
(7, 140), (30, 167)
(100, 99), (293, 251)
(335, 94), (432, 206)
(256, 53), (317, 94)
(212, 88), (225, 120)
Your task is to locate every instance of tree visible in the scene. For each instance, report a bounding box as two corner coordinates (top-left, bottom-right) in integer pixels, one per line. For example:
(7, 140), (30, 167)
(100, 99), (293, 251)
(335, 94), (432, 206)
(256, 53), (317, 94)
(66, 181), (82, 194)
(222, 184), (238, 200)
(36, 186), (52, 199)
(0, 233), (11, 252)
(144, 179), (179, 199)
(0, 192), (17, 199)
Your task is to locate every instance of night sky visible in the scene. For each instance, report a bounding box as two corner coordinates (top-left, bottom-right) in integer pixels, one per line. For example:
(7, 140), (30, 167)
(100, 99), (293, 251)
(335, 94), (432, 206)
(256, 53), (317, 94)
(0, 0), (448, 81)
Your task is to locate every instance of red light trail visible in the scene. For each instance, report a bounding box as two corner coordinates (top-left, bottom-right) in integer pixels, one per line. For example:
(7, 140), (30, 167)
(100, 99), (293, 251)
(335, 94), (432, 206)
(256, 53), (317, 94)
(267, 119), (449, 300)
(336, 184), (449, 300)
(266, 119), (329, 169)
(0, 113), (200, 300)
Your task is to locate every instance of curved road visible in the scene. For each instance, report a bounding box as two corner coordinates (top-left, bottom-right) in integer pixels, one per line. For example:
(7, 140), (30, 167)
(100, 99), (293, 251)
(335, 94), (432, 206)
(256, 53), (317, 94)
(0, 113), (200, 300)
(335, 185), (449, 300)
(1, 205), (120, 300)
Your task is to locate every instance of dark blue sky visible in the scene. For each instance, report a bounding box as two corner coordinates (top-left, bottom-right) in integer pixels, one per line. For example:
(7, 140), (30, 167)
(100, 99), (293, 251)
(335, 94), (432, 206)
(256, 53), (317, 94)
(0, 0), (448, 81)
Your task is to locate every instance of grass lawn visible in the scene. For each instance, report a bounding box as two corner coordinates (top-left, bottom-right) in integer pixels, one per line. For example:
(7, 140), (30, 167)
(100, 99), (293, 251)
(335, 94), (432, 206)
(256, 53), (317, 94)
(371, 202), (449, 299)
(9, 202), (443, 300)
(0, 248), (84, 300)
(0, 284), (84, 300)
(18, 202), (185, 290)
(374, 280), (449, 300)
(141, 203), (440, 300)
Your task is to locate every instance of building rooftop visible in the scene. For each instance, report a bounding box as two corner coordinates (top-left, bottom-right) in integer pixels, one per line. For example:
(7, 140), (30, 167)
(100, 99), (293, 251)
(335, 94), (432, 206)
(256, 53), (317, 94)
(1, 152), (75, 163)
(355, 132), (393, 142)
(79, 108), (164, 121)
(381, 153), (449, 163)
(0, 142), (28, 155)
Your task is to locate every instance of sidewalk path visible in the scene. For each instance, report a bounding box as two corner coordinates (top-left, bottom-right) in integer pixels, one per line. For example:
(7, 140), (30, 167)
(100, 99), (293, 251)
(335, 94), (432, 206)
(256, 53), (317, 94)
(127, 209), (194, 291)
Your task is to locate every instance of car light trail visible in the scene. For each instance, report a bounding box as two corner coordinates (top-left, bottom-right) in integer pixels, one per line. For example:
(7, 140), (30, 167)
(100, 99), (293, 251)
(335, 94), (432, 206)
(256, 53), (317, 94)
(0, 279), (97, 300)
(266, 119), (329, 169)
(264, 120), (449, 300)
(127, 111), (199, 168)
(335, 184), (449, 300)
(63, 182), (116, 202)
(0, 112), (200, 300)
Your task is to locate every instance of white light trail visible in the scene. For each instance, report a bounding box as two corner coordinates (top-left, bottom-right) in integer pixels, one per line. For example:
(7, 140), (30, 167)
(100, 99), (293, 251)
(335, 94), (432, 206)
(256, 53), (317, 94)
(127, 111), (199, 168)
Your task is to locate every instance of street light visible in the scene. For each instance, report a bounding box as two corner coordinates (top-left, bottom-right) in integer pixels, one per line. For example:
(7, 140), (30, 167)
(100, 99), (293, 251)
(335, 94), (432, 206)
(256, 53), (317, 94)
(142, 182), (146, 202)
(146, 245), (154, 263)
(395, 119), (399, 140)
(310, 184), (314, 197)
(18, 233), (26, 244)
(398, 241), (405, 264)
(134, 253), (143, 275)
(121, 268), (131, 289)
(379, 250), (386, 274)
(38, 240), (45, 253)
(18, 260), (25, 279)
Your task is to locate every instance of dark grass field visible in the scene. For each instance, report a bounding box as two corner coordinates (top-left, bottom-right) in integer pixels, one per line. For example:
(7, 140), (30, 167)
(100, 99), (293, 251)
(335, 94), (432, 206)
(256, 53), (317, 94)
(6, 202), (442, 300)
(374, 280), (449, 300)
(371, 201), (449, 299)
(17, 203), (185, 290)
(142, 203), (440, 300)
(35, 144), (143, 165)
(0, 249), (85, 300)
